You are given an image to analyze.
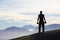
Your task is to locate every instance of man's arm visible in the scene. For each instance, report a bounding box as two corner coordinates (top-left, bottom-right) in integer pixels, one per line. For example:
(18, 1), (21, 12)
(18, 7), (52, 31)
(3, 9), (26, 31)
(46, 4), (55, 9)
(37, 15), (39, 24)
(44, 15), (46, 23)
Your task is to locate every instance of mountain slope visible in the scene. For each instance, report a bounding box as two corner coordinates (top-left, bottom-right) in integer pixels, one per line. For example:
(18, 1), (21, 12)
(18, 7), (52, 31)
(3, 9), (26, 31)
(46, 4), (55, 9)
(34, 24), (60, 32)
(5, 26), (29, 32)
(11, 30), (60, 40)
(0, 26), (31, 39)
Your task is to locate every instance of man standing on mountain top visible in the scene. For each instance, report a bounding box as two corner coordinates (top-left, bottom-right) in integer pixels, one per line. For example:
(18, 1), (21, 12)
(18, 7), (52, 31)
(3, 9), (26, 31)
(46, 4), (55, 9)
(37, 11), (46, 33)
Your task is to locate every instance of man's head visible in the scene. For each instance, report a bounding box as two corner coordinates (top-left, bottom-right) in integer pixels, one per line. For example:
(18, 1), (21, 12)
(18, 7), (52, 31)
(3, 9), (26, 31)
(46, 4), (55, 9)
(40, 11), (42, 14)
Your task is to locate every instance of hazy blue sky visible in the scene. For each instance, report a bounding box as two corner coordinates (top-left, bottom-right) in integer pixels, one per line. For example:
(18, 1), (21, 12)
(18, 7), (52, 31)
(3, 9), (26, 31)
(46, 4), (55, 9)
(0, 0), (60, 30)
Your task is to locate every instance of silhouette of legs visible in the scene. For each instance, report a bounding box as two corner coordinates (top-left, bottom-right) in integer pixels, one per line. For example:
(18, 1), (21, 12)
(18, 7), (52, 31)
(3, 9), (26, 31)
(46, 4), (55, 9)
(39, 23), (45, 33)
(39, 24), (41, 33)
(42, 23), (44, 32)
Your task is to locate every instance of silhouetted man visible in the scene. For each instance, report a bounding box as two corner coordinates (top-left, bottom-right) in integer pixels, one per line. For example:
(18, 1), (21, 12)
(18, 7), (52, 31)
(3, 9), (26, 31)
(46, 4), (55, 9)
(37, 11), (46, 33)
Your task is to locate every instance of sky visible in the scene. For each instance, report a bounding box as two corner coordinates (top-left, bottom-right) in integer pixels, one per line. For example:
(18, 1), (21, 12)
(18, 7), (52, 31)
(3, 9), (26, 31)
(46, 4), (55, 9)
(0, 0), (60, 30)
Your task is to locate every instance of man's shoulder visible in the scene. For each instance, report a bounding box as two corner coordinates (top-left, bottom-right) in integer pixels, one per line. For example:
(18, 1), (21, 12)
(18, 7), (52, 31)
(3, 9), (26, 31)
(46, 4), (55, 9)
(42, 14), (44, 15)
(38, 14), (40, 16)
(38, 14), (44, 16)
(40, 14), (44, 16)
(42, 14), (44, 16)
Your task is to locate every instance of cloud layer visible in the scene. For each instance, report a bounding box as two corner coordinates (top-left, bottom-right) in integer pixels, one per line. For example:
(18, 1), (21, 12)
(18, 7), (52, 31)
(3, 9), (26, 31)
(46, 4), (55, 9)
(0, 0), (60, 29)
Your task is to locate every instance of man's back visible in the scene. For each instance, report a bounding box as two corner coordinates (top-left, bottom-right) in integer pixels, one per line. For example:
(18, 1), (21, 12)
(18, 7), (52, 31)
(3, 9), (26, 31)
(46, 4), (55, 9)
(39, 14), (44, 23)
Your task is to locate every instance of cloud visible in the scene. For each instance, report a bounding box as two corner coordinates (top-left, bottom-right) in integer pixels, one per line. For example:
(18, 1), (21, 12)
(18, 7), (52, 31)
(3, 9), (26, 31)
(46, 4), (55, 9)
(0, 20), (27, 30)
(19, 12), (38, 15)
(0, 0), (60, 29)
(0, 0), (60, 13)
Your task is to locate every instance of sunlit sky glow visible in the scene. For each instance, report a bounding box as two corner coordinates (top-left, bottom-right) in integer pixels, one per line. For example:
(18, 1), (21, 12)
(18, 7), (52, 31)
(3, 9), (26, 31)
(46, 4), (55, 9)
(0, 0), (60, 30)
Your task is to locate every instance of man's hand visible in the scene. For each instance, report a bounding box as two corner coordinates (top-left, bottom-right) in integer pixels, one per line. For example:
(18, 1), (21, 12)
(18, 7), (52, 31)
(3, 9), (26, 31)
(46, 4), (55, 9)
(37, 22), (39, 24)
(45, 21), (46, 24)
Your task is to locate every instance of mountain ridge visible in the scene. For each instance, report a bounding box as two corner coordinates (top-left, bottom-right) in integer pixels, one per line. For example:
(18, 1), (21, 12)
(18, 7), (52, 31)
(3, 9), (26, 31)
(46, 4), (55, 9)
(11, 29), (60, 40)
(0, 24), (60, 31)
(0, 24), (60, 39)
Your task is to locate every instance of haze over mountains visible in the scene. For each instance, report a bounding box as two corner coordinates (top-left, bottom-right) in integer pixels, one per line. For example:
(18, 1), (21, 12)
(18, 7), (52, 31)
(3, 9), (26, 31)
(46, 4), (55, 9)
(0, 24), (60, 39)
(11, 29), (60, 40)
(0, 26), (31, 39)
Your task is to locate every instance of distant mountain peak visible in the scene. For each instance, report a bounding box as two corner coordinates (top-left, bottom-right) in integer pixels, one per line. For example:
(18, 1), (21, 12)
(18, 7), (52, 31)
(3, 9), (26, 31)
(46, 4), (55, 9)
(4, 26), (29, 32)
(24, 25), (34, 27)
(23, 25), (35, 29)
(5, 26), (20, 30)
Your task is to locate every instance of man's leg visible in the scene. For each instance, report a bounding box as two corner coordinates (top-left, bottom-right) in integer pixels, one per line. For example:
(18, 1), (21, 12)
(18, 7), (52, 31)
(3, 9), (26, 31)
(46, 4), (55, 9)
(39, 24), (41, 33)
(42, 23), (44, 32)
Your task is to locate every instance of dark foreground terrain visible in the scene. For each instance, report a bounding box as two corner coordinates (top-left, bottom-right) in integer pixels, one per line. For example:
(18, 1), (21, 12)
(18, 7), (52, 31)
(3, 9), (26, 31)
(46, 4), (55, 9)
(11, 30), (60, 40)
